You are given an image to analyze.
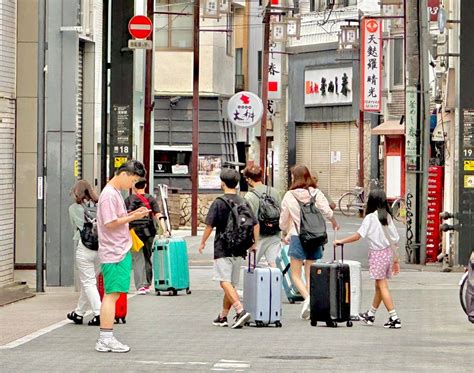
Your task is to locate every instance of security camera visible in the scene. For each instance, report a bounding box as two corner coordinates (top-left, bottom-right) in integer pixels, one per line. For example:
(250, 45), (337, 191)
(169, 96), (181, 106)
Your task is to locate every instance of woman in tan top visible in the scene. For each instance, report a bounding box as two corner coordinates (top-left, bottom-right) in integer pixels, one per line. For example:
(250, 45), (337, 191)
(279, 165), (339, 320)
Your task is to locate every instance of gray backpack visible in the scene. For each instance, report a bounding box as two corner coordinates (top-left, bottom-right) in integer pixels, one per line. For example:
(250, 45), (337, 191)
(292, 190), (328, 251)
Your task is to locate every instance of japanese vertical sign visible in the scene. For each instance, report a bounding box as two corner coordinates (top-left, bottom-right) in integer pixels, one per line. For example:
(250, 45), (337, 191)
(361, 18), (382, 112)
(268, 43), (282, 100)
(111, 104), (133, 169)
(405, 86), (417, 171)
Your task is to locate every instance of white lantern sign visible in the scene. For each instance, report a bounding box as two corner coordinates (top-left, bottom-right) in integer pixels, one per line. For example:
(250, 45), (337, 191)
(227, 91), (264, 128)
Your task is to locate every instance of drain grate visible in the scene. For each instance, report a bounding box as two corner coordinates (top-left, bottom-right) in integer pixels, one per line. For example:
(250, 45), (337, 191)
(261, 356), (333, 361)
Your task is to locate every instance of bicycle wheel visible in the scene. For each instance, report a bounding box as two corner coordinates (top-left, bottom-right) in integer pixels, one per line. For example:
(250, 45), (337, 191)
(392, 198), (406, 223)
(460, 273), (468, 315)
(338, 192), (361, 217)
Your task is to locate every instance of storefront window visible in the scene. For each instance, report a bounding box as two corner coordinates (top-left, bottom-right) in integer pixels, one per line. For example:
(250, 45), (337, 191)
(154, 149), (192, 175)
(155, 0), (194, 50)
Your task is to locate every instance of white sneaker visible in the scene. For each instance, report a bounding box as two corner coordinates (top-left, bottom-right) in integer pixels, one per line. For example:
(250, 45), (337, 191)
(95, 337), (131, 353)
(300, 298), (311, 320)
(137, 287), (147, 295)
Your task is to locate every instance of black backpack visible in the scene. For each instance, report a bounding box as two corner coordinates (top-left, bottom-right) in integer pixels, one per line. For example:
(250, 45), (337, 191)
(80, 203), (99, 251)
(292, 190), (328, 251)
(251, 186), (281, 235)
(217, 196), (256, 258)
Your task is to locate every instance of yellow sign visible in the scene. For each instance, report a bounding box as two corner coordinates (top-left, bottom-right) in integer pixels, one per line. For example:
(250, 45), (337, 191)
(114, 157), (128, 168)
(74, 160), (79, 177)
(464, 175), (474, 188)
(464, 161), (474, 171)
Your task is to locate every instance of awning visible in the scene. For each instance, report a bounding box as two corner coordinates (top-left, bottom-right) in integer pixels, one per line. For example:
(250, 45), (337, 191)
(371, 120), (405, 136)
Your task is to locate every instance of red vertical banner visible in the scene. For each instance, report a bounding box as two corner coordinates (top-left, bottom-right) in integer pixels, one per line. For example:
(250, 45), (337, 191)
(360, 18), (382, 112)
(428, 0), (440, 22)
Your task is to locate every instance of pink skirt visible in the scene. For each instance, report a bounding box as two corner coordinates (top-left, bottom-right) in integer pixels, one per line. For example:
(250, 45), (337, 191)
(368, 247), (393, 280)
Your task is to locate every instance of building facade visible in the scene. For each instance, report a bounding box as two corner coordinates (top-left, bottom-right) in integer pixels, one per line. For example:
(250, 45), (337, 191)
(287, 3), (367, 203)
(0, 0), (17, 287)
(14, 0), (103, 286)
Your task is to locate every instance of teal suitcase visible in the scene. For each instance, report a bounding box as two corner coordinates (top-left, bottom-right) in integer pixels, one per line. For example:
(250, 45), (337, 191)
(153, 237), (191, 296)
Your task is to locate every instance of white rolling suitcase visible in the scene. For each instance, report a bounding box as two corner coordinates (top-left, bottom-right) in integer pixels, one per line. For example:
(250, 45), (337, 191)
(340, 260), (362, 320)
(243, 252), (283, 327)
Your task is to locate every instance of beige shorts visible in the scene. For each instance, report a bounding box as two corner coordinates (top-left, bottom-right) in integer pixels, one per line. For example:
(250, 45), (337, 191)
(213, 257), (243, 287)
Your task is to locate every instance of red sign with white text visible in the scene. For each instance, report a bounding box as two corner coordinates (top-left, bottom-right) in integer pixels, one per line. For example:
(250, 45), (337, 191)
(128, 15), (153, 39)
(428, 0), (440, 22)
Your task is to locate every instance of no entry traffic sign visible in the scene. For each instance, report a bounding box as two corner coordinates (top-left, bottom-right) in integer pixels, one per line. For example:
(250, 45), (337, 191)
(128, 15), (153, 39)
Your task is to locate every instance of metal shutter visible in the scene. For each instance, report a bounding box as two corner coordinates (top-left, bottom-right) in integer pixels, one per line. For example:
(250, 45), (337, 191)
(75, 43), (85, 180)
(296, 122), (358, 203)
(0, 0), (16, 286)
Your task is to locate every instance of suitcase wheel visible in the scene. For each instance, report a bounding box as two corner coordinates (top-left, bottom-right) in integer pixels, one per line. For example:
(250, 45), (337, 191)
(310, 320), (317, 327)
(275, 321), (282, 328)
(156, 291), (161, 296)
(255, 321), (264, 328)
(346, 321), (353, 327)
(326, 320), (338, 328)
(244, 322), (251, 327)
(186, 288), (192, 295)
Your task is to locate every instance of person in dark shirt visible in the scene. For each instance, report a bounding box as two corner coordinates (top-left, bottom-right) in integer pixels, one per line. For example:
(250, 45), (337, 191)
(125, 180), (169, 295)
(199, 168), (259, 329)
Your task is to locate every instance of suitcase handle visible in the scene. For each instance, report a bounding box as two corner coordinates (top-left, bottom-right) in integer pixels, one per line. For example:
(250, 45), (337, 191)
(248, 250), (257, 272)
(333, 244), (344, 262)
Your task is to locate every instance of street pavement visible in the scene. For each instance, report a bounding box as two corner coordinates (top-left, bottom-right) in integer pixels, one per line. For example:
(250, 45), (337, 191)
(0, 215), (472, 372)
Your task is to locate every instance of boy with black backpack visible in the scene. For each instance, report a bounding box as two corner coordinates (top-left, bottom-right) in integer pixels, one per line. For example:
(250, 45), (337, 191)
(198, 168), (259, 329)
(243, 165), (282, 267)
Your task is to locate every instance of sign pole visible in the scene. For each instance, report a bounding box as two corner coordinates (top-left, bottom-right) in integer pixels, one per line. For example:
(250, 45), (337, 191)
(143, 0), (154, 191)
(259, 5), (270, 180)
(191, 0), (200, 236)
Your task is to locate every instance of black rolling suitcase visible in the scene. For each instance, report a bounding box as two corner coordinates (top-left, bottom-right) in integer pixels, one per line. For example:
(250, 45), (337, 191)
(309, 244), (353, 328)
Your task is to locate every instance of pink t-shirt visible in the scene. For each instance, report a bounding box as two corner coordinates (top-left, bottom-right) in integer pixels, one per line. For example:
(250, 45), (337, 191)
(97, 184), (131, 263)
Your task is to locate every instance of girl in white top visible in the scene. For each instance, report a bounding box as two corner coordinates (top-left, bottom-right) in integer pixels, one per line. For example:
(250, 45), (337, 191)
(279, 165), (339, 320)
(334, 189), (402, 329)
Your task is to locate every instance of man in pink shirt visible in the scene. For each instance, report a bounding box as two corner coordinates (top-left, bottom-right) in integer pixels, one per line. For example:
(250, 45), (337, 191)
(95, 160), (148, 353)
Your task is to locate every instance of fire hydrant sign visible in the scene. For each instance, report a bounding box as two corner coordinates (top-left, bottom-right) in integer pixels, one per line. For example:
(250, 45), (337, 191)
(128, 15), (153, 39)
(227, 92), (263, 128)
(361, 18), (382, 112)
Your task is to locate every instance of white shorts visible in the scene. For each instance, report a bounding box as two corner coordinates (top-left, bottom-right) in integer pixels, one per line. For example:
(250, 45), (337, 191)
(256, 235), (281, 265)
(213, 257), (243, 287)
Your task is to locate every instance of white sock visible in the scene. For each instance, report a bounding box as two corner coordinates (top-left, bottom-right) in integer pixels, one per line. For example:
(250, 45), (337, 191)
(389, 309), (398, 320)
(368, 306), (377, 317)
(99, 328), (113, 341)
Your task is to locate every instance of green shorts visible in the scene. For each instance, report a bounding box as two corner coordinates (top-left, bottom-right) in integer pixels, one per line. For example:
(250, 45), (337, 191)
(101, 251), (132, 294)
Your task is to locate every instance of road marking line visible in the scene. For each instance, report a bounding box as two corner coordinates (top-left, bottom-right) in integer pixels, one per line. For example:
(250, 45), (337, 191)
(133, 361), (163, 365)
(0, 293), (137, 350)
(214, 363), (250, 369)
(0, 319), (71, 350)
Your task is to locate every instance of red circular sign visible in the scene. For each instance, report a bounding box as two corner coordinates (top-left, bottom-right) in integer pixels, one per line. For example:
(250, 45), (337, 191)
(366, 19), (379, 34)
(128, 15), (153, 39)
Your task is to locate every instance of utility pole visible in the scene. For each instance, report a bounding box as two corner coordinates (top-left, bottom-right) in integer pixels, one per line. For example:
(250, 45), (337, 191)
(36, 0), (46, 292)
(101, 0), (109, 190)
(191, 0), (200, 236)
(405, 0), (421, 263)
(419, 0), (430, 265)
(259, 4), (270, 178)
(144, 0), (154, 191)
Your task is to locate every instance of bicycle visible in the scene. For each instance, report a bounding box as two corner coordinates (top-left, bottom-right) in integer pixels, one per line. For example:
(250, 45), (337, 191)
(338, 178), (380, 217)
(391, 197), (406, 223)
(459, 270), (469, 316)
